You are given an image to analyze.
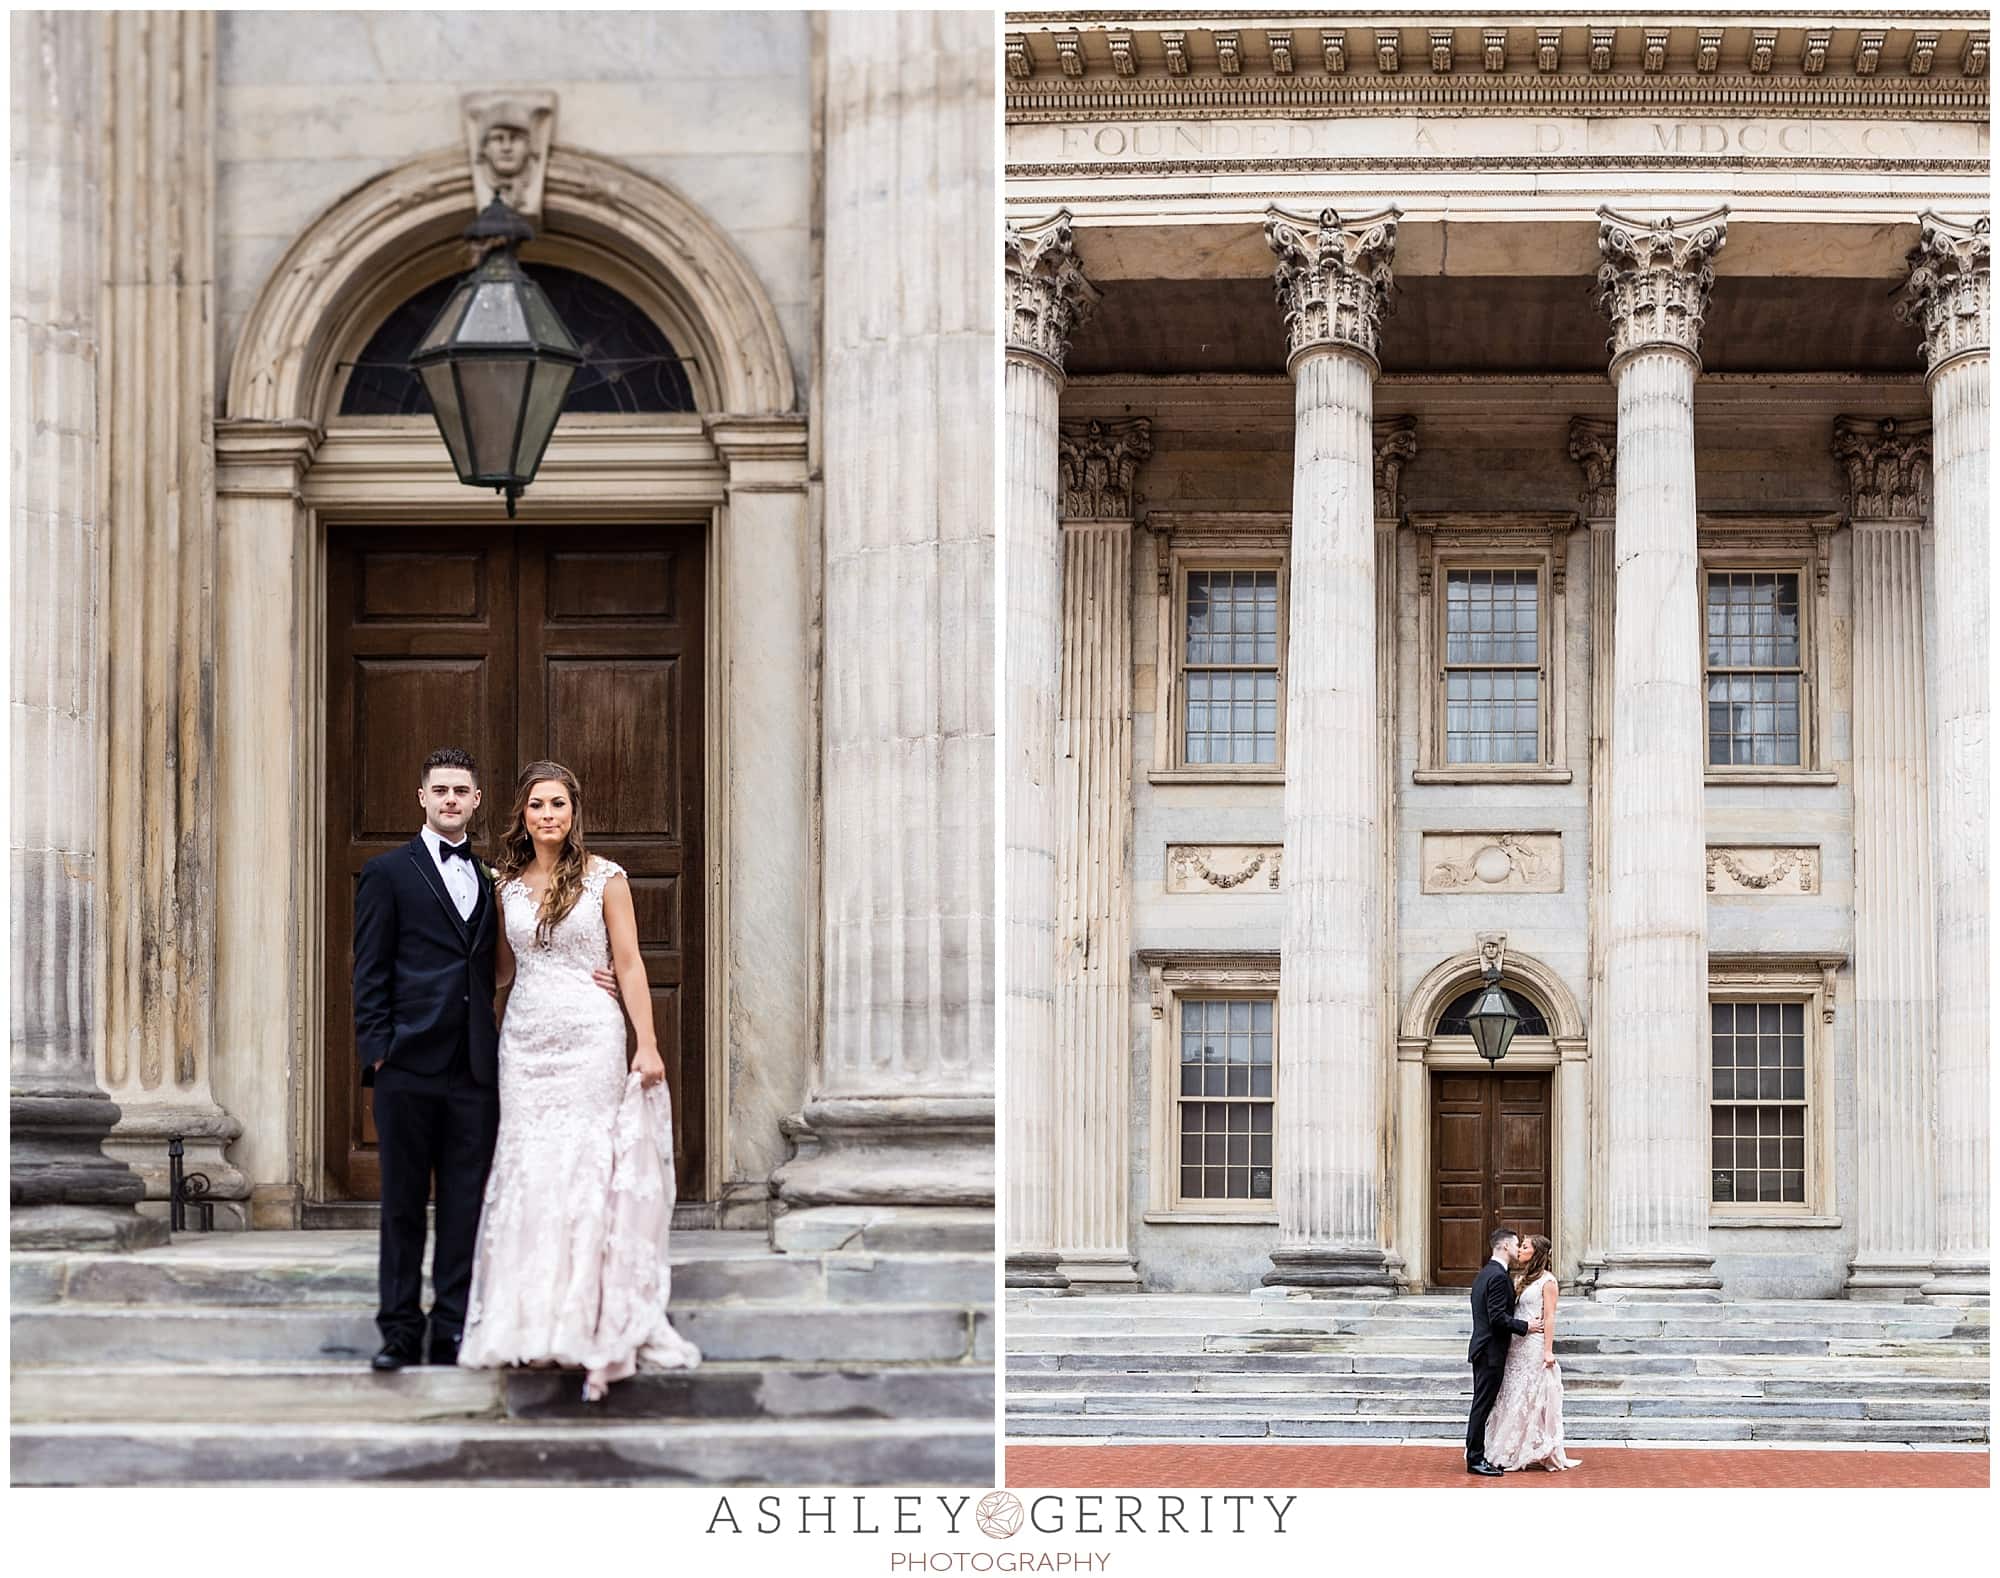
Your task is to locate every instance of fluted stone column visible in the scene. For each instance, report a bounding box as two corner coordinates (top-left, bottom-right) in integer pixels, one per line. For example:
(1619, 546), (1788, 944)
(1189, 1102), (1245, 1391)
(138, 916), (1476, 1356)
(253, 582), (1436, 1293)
(1052, 419), (1149, 1290)
(1592, 209), (1728, 1298)
(1897, 214), (1991, 1299)
(1836, 417), (1940, 1299)
(1261, 206), (1401, 1293)
(1003, 214), (1094, 1289)
(10, 10), (165, 1250)
(774, 12), (994, 1217)
(92, 10), (245, 1221)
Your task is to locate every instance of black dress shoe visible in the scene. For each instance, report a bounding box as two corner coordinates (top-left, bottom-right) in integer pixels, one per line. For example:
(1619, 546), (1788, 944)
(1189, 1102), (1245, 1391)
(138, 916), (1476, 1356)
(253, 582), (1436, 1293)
(1466, 1458), (1505, 1476)
(426, 1334), (462, 1367)
(372, 1337), (421, 1372)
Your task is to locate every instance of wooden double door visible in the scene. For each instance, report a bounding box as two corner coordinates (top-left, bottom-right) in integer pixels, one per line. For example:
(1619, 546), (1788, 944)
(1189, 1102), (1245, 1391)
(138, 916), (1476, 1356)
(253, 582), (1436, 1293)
(1430, 1070), (1552, 1287)
(325, 524), (706, 1201)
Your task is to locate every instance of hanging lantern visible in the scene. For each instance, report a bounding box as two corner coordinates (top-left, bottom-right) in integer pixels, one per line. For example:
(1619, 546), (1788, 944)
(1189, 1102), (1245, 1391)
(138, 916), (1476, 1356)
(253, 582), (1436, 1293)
(410, 198), (581, 516)
(1465, 972), (1522, 1066)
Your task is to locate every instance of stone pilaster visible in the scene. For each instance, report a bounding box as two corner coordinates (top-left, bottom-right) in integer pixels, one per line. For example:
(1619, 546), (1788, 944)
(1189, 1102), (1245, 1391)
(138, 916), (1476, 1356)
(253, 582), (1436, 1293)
(774, 11), (994, 1214)
(1897, 214), (1991, 1299)
(1592, 208), (1728, 1298)
(89, 12), (244, 1221)
(1569, 415), (1617, 1291)
(1003, 212), (1094, 1289)
(10, 10), (166, 1249)
(1262, 206), (1400, 1293)
(1835, 417), (1940, 1299)
(1052, 419), (1148, 1289)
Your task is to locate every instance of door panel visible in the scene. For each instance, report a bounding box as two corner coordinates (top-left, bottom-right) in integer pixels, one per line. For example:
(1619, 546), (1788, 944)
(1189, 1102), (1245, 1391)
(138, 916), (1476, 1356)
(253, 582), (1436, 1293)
(326, 524), (705, 1202)
(1430, 1069), (1553, 1287)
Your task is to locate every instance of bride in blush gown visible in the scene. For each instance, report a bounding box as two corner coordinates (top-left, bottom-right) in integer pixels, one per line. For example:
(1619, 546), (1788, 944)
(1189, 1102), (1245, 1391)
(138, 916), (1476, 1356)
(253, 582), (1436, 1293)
(1484, 1234), (1583, 1471)
(459, 759), (699, 1400)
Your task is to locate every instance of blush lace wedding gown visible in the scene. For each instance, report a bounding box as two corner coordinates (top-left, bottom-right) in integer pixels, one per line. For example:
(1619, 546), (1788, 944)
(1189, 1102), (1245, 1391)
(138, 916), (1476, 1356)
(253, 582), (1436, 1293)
(459, 856), (700, 1399)
(1483, 1270), (1582, 1471)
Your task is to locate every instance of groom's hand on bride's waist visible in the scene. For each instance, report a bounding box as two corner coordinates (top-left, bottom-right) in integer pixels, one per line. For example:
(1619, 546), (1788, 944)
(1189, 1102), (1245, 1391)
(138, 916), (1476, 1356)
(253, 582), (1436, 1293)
(593, 968), (621, 1001)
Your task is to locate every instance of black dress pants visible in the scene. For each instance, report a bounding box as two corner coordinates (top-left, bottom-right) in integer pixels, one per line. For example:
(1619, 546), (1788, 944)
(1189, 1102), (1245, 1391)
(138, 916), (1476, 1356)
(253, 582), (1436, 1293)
(372, 1040), (499, 1346)
(1465, 1347), (1509, 1462)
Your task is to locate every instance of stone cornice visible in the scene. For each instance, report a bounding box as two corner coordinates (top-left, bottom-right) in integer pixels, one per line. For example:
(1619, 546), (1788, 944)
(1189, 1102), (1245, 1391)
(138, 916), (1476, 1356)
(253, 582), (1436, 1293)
(1006, 210), (1101, 375)
(1895, 210), (1991, 374)
(1595, 205), (1729, 367)
(1266, 204), (1399, 368)
(1006, 17), (1990, 121)
(1832, 414), (1933, 517)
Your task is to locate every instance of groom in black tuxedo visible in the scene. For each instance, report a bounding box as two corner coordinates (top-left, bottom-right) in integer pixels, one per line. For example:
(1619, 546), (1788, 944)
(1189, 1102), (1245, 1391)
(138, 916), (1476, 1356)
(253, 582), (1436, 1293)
(1465, 1226), (1539, 1475)
(353, 746), (500, 1370)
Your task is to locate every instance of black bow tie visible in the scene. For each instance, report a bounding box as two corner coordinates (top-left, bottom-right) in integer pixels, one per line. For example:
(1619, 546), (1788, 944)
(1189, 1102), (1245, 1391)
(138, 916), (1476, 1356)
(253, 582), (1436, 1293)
(438, 841), (478, 864)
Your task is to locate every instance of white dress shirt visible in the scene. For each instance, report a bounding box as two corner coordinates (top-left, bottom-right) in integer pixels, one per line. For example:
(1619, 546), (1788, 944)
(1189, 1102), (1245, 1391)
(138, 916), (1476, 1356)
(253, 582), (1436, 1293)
(420, 824), (480, 922)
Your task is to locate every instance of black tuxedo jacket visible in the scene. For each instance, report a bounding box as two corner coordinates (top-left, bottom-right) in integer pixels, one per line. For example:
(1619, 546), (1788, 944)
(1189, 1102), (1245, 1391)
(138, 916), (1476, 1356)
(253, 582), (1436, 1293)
(1467, 1257), (1531, 1363)
(353, 835), (499, 1088)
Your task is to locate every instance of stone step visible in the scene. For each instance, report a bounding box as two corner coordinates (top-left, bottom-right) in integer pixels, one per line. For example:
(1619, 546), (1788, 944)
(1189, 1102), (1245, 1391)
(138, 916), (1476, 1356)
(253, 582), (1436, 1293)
(1005, 1390), (1977, 1421)
(1006, 1349), (1989, 1378)
(11, 1361), (994, 1426)
(1005, 1311), (1983, 1337)
(13, 1303), (989, 1368)
(1007, 1332), (1983, 1359)
(1011, 1296), (1985, 1324)
(1002, 1414), (1988, 1444)
(10, 1419), (994, 1486)
(13, 1242), (993, 1311)
(1004, 1369), (1991, 1400)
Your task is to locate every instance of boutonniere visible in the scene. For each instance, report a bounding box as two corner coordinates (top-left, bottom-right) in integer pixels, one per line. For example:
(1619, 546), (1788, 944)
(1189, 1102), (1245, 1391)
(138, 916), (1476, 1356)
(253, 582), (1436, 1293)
(483, 864), (500, 884)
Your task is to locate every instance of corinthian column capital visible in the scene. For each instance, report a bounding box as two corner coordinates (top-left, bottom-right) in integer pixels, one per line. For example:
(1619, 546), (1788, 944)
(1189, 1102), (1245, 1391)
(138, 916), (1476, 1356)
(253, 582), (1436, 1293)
(1057, 417), (1152, 519)
(1264, 205), (1399, 370)
(1832, 415), (1933, 520)
(1896, 212), (1990, 378)
(1594, 207), (1729, 369)
(1006, 210), (1098, 376)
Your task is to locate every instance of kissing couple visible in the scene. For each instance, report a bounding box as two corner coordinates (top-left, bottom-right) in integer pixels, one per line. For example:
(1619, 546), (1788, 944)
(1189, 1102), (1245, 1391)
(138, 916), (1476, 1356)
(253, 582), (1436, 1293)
(1465, 1227), (1582, 1474)
(353, 746), (700, 1399)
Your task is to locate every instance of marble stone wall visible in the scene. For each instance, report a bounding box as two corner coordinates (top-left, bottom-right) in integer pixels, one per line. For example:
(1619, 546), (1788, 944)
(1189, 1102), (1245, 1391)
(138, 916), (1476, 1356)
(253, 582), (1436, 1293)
(214, 10), (815, 403)
(1096, 378), (1908, 1295)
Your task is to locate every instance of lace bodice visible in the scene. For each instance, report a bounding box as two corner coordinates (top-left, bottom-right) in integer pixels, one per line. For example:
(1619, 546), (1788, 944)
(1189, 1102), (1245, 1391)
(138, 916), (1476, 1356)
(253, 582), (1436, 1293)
(1514, 1270), (1555, 1316)
(502, 857), (622, 983)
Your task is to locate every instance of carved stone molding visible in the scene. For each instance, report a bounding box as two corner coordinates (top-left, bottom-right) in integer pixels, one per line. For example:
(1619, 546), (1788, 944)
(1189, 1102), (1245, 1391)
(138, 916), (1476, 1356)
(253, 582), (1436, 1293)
(1166, 844), (1282, 894)
(1595, 207), (1729, 367)
(1373, 416), (1418, 518)
(1058, 417), (1151, 519)
(462, 90), (556, 223)
(1265, 204), (1398, 369)
(1005, 210), (1098, 376)
(1410, 513), (1572, 598)
(1566, 417), (1617, 519)
(1896, 212), (1991, 376)
(1832, 416), (1933, 520)
(1422, 833), (1562, 895)
(1706, 845), (1821, 896)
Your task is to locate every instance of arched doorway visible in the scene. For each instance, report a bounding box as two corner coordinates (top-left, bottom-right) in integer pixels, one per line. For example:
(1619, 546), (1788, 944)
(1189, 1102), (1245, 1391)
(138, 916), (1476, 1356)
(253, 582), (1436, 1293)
(1395, 951), (1588, 1290)
(215, 147), (811, 1226)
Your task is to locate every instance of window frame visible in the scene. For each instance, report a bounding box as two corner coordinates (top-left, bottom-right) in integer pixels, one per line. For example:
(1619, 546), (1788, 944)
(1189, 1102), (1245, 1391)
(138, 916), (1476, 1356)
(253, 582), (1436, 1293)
(1148, 514), (1291, 785)
(1141, 952), (1281, 1222)
(1697, 516), (1838, 786)
(1410, 514), (1573, 784)
(1707, 953), (1844, 1226)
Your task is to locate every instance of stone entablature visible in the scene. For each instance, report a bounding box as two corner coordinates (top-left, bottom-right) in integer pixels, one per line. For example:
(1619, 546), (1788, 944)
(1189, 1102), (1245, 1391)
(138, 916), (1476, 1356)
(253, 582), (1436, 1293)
(1006, 18), (1990, 116)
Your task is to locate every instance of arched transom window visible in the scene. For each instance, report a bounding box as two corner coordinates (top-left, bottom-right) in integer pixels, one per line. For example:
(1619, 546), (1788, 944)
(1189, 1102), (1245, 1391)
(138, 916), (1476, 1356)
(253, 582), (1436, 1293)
(1433, 983), (1552, 1040)
(340, 264), (696, 416)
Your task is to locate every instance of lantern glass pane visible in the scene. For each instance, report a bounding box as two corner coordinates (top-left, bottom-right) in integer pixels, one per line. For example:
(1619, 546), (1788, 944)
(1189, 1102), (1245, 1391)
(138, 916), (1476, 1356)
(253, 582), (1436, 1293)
(456, 281), (532, 346)
(415, 285), (473, 355)
(454, 358), (532, 480)
(417, 363), (472, 480)
(513, 359), (577, 477)
(520, 282), (581, 355)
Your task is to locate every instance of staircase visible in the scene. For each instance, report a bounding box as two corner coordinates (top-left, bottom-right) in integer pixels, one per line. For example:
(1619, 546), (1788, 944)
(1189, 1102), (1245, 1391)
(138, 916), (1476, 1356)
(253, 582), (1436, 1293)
(1006, 1292), (1989, 1446)
(12, 1217), (993, 1485)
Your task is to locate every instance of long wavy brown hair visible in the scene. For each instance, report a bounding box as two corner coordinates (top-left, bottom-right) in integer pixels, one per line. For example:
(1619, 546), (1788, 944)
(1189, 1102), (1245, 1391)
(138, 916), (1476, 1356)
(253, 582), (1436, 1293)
(496, 760), (589, 948)
(1512, 1233), (1553, 1297)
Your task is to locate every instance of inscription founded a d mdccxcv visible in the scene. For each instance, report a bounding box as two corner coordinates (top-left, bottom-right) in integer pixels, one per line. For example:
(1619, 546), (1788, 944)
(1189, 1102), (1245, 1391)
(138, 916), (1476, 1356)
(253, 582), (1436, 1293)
(1029, 116), (1986, 165)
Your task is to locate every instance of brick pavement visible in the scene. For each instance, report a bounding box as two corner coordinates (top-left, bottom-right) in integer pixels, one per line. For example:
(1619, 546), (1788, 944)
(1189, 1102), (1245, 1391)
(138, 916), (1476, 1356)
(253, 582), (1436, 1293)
(1005, 1443), (1990, 1489)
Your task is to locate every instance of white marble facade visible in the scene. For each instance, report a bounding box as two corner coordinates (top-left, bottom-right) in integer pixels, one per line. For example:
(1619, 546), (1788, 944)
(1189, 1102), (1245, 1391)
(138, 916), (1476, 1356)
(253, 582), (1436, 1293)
(1005, 16), (1989, 1301)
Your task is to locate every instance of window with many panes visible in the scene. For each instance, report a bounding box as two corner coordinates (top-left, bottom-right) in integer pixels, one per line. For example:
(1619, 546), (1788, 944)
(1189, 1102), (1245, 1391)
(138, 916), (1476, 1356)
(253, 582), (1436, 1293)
(1710, 1000), (1808, 1206)
(1704, 571), (1804, 768)
(1182, 569), (1280, 767)
(1443, 568), (1541, 765)
(1176, 997), (1275, 1203)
